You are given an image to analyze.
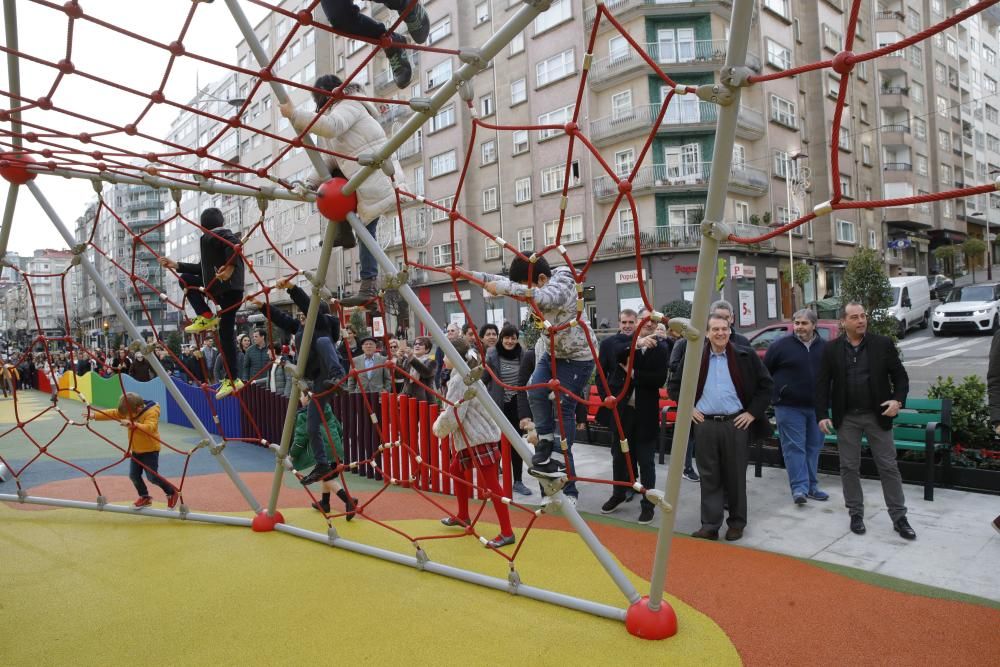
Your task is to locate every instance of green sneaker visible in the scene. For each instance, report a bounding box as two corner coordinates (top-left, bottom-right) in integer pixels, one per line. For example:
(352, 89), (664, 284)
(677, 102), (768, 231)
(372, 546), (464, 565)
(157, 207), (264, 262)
(215, 378), (244, 400)
(184, 315), (219, 333)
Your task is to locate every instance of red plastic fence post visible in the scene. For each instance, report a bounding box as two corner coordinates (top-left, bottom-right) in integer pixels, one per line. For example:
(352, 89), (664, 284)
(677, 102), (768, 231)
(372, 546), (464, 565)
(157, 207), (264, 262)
(429, 402), (441, 493)
(379, 389), (390, 482)
(346, 392), (359, 478)
(408, 395), (419, 488)
(399, 394), (411, 485)
(389, 390), (400, 483)
(418, 400), (431, 490)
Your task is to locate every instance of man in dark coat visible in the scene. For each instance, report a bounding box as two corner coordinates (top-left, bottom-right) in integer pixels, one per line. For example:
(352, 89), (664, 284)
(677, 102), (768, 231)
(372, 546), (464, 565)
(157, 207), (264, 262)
(988, 329), (1000, 534)
(668, 313), (773, 541)
(157, 207), (245, 400)
(816, 301), (915, 540)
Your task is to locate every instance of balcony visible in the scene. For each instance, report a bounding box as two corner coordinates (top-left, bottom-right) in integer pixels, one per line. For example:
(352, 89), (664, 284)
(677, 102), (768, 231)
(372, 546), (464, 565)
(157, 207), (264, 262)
(122, 198), (163, 214)
(396, 135), (422, 163)
(880, 124), (912, 146)
(589, 103), (765, 145)
(883, 162), (913, 171)
(879, 86), (909, 107)
(584, 0), (734, 31)
(588, 40), (760, 91)
(378, 217), (431, 249)
(408, 267), (429, 286)
(595, 222), (774, 258)
(593, 162), (768, 201)
(884, 206), (932, 231)
(379, 103), (411, 126)
(875, 10), (906, 30)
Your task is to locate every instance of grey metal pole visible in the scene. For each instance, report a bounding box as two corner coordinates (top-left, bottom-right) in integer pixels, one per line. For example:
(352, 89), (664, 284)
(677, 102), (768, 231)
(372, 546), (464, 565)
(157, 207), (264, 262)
(275, 523), (627, 620)
(346, 211), (640, 605)
(645, 0), (755, 611)
(26, 181), (264, 514)
(0, 493), (253, 527)
(0, 0), (23, 261)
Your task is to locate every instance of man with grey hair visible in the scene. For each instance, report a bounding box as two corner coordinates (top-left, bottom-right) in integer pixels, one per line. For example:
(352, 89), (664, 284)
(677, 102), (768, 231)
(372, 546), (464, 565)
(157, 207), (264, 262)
(816, 302), (914, 540)
(764, 308), (829, 504)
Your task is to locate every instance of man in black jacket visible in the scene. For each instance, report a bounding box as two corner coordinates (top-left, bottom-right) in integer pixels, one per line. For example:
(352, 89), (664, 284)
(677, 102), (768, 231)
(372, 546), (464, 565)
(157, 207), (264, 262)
(986, 329), (999, 533)
(158, 208), (245, 400)
(816, 301), (915, 540)
(668, 314), (773, 541)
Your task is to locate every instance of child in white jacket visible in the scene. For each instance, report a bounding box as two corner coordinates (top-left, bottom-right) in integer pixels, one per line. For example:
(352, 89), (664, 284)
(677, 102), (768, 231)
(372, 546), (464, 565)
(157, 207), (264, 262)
(433, 338), (515, 549)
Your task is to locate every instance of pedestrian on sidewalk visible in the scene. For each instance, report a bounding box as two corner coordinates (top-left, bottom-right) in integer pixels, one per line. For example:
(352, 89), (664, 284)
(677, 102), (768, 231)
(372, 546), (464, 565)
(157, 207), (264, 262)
(764, 309), (829, 505)
(988, 328), (1000, 534)
(816, 302), (916, 540)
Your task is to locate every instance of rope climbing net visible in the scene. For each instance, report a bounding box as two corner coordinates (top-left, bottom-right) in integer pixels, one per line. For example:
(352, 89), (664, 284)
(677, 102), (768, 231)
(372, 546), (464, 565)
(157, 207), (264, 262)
(1, 0), (999, 637)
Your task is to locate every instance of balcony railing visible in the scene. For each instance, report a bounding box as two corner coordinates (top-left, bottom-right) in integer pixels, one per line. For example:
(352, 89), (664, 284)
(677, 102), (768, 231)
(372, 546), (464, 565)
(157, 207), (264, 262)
(883, 162), (913, 171)
(881, 123), (911, 133)
(379, 103), (411, 125)
(880, 86), (909, 95)
(596, 222), (773, 257)
(396, 135), (422, 162)
(589, 40), (760, 86)
(584, 0), (733, 28)
(590, 103), (765, 143)
(593, 162), (767, 200)
(122, 199), (163, 214)
(875, 10), (905, 21)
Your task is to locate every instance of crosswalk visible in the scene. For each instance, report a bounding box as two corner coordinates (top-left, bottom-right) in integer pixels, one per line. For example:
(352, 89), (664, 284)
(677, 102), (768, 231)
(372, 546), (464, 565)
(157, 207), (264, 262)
(898, 335), (986, 367)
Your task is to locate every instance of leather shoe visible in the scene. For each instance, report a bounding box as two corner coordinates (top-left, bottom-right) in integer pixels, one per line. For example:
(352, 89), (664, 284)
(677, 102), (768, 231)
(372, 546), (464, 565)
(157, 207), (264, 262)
(893, 517), (916, 540)
(850, 514), (866, 535)
(691, 527), (718, 540)
(725, 526), (744, 541)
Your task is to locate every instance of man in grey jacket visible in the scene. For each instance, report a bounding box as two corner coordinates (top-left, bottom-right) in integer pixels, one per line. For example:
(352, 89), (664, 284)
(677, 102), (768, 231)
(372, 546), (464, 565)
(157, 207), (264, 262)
(242, 328), (271, 385)
(349, 337), (390, 394)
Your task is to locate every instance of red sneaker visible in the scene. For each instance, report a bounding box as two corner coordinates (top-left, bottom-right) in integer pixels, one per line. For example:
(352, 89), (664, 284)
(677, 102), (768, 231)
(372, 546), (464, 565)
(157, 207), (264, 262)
(134, 496), (152, 508)
(166, 491), (180, 509)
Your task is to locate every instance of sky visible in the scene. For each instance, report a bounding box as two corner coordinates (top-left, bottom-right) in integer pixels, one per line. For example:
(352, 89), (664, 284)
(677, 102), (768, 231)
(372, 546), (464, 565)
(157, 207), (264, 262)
(1, 0), (269, 256)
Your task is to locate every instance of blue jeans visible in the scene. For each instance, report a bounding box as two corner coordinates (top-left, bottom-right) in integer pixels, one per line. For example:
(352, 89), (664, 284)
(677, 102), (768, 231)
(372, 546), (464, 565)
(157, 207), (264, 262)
(774, 405), (823, 497)
(129, 451), (175, 498)
(528, 354), (594, 497)
(360, 218), (379, 280)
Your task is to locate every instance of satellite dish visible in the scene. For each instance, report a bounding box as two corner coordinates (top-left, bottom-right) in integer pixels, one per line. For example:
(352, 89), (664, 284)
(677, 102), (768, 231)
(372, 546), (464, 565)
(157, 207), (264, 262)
(15, 318), (27, 329)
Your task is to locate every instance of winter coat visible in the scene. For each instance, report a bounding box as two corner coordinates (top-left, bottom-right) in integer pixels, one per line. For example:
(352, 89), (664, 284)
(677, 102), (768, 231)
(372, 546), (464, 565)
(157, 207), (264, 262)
(258, 287), (343, 389)
(288, 86), (403, 223)
(92, 401), (161, 454)
(816, 334), (908, 431)
(484, 343), (522, 408)
(990, 330), (1000, 425)
(289, 404), (344, 470)
(432, 370), (501, 450)
(129, 357), (154, 382)
(470, 267), (597, 361)
(176, 227), (245, 300)
(763, 333), (826, 408)
(269, 357), (292, 397)
(400, 353), (437, 403)
(242, 344), (272, 385)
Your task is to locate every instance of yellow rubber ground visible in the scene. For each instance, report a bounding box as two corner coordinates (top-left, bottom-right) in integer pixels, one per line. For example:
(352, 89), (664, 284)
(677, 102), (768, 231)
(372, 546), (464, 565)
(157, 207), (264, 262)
(1, 503), (738, 665)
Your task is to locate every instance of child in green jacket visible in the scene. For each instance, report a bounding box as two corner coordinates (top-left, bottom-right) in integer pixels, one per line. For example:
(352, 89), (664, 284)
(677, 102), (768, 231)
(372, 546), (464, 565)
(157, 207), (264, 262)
(290, 392), (358, 518)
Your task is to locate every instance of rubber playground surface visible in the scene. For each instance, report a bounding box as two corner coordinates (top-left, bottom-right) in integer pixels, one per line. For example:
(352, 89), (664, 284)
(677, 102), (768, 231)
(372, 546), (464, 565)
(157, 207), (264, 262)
(2, 393), (999, 665)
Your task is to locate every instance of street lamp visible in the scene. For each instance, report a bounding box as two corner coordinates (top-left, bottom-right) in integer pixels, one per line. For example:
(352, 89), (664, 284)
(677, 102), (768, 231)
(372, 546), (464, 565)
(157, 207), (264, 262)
(102, 319), (109, 358)
(785, 150), (809, 311)
(970, 209), (994, 281)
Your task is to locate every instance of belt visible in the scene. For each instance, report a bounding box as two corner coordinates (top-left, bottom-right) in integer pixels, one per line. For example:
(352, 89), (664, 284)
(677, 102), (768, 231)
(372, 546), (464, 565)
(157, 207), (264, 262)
(703, 413), (740, 421)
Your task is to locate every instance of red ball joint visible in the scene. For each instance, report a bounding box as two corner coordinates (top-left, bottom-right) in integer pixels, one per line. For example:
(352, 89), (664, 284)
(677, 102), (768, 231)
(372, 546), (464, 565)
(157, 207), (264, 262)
(0, 153), (37, 185)
(124, 124), (138, 136)
(296, 10), (312, 25)
(150, 90), (166, 104)
(625, 596), (677, 640)
(251, 510), (285, 532)
(316, 177), (358, 223)
(57, 59), (75, 75)
(563, 121), (579, 135)
(831, 51), (855, 75)
(618, 179), (632, 194)
(63, 1), (83, 19)
(168, 41), (186, 57)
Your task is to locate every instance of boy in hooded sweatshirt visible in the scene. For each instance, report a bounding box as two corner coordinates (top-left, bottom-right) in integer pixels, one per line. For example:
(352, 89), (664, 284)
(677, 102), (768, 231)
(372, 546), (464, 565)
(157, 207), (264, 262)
(89, 392), (179, 509)
(158, 207), (245, 400)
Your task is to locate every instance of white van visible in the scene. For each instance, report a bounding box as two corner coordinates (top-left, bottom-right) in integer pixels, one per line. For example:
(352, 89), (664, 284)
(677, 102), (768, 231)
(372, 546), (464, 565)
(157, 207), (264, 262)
(888, 276), (932, 338)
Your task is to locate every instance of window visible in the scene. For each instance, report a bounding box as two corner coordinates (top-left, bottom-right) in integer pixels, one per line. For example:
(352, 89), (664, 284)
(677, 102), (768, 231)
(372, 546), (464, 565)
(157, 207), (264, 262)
(936, 95), (948, 117)
(609, 35), (630, 63)
(913, 117), (927, 141)
(517, 228), (534, 252)
(536, 49), (575, 87)
(512, 129), (529, 155)
(481, 139), (497, 165)
(509, 31), (524, 55)
(432, 242), (461, 266)
(657, 28), (695, 63)
(939, 163), (951, 186)
(514, 177), (531, 204)
(544, 214), (584, 245)
(430, 150), (457, 177)
(769, 94), (797, 128)
(538, 104), (575, 141)
(483, 187), (499, 212)
(765, 39), (791, 69)
(772, 150), (800, 179)
(869, 230), (878, 250)
(838, 126), (851, 151)
(428, 16), (451, 45)
(430, 196), (454, 222)
(427, 60), (452, 90)
(839, 174), (853, 198)
(836, 219), (856, 243)
(734, 201), (750, 224)
(484, 238), (500, 260)
(859, 101), (869, 124)
(480, 93), (494, 117)
(540, 160), (580, 194)
(938, 129), (950, 151)
(822, 25), (842, 52)
(611, 90), (633, 120)
(534, 0), (571, 34)
(413, 165), (425, 197)
(857, 60), (868, 81)
(827, 74), (841, 98)
(614, 149), (634, 177)
(510, 78), (527, 105)
(916, 154), (928, 175)
(476, 2), (490, 25)
(429, 103), (455, 132)
(987, 106), (999, 123)
(934, 62), (946, 84)
(910, 82), (924, 104)
(776, 206), (802, 228)
(862, 144), (872, 165)
(763, 0), (790, 20)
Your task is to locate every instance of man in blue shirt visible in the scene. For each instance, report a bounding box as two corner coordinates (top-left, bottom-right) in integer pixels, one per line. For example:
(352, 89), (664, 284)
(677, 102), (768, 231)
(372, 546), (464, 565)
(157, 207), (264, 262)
(669, 314), (773, 541)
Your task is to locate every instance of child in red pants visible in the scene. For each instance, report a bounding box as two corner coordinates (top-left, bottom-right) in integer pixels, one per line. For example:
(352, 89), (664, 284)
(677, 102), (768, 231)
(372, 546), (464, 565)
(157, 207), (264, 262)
(432, 338), (514, 549)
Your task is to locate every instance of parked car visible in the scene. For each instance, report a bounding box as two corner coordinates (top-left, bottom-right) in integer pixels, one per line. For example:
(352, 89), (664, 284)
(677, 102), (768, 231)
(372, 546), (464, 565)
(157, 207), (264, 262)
(930, 282), (1000, 336)
(927, 274), (954, 300)
(888, 276), (932, 339)
(745, 320), (842, 358)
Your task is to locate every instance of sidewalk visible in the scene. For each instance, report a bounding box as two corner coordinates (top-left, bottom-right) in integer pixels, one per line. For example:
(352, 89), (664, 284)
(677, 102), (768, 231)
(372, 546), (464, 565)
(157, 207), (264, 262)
(563, 442), (1000, 603)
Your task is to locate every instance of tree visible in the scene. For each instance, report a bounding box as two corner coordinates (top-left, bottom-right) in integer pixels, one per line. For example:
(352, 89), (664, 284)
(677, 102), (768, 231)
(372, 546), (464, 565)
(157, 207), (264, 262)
(165, 331), (182, 356)
(961, 238), (987, 282)
(659, 299), (692, 320)
(793, 261), (811, 293)
(839, 247), (896, 338)
(933, 245), (958, 279)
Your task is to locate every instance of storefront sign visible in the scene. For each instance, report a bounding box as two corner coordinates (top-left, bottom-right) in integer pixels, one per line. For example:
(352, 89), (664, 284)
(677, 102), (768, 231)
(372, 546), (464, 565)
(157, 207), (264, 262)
(614, 269), (647, 284)
(738, 290), (756, 327)
(442, 289), (471, 303)
(674, 265), (698, 274)
(731, 263), (757, 279)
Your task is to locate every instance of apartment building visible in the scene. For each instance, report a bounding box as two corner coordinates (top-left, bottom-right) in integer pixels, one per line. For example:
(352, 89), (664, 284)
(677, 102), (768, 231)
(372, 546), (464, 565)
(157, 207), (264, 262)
(0, 249), (74, 345)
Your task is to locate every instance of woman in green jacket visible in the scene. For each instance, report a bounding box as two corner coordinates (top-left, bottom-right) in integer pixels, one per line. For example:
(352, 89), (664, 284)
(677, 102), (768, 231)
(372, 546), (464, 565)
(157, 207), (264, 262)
(289, 392), (358, 518)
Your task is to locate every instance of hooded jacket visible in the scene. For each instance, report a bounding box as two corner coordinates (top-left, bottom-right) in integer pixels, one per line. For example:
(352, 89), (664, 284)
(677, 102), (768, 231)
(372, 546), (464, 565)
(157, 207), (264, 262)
(288, 84), (404, 223)
(176, 218), (245, 299)
(92, 400), (161, 454)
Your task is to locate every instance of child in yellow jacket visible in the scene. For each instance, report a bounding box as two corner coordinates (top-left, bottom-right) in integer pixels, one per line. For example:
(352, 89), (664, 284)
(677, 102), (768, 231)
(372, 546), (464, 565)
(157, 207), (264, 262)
(90, 392), (179, 509)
